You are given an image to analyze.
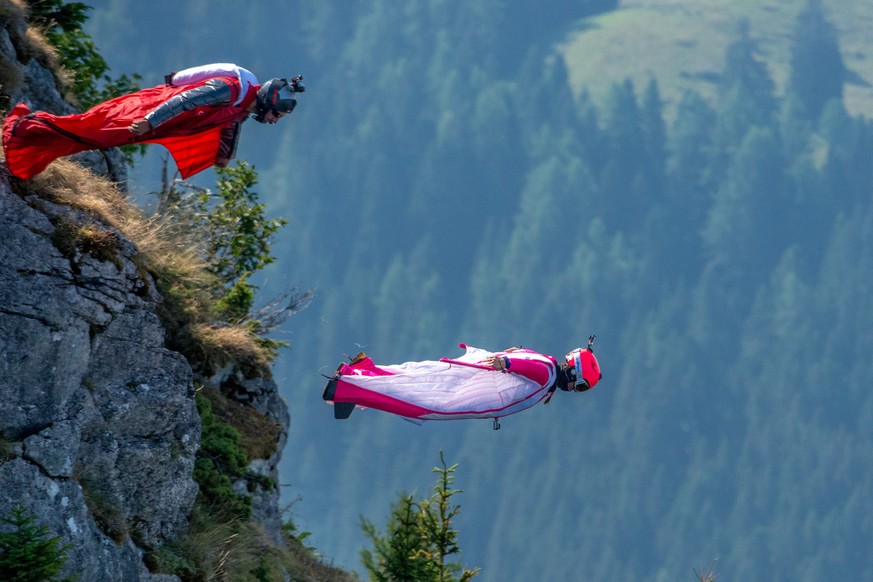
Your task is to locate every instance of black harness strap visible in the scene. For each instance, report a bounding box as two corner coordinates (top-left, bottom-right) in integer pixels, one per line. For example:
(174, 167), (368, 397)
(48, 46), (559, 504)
(543, 381), (558, 405)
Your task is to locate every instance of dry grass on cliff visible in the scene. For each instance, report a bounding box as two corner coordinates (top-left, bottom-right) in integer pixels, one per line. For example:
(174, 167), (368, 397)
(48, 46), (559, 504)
(0, 0), (71, 96)
(32, 160), (137, 227)
(150, 503), (359, 582)
(150, 505), (277, 581)
(0, 53), (24, 102)
(189, 323), (274, 375)
(25, 160), (273, 371)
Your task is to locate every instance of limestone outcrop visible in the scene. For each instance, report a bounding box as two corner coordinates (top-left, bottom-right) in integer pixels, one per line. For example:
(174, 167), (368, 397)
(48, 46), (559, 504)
(0, 178), (199, 581)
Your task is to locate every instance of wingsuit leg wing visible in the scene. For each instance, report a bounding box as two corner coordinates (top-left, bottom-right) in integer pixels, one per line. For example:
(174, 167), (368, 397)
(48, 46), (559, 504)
(2, 103), (100, 180)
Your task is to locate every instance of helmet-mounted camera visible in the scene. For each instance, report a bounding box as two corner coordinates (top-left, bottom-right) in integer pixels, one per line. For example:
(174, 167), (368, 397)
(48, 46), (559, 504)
(254, 75), (305, 122)
(563, 335), (601, 392)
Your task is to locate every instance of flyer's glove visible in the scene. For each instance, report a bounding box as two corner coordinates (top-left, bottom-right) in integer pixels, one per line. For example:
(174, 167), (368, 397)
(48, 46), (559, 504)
(486, 355), (510, 371)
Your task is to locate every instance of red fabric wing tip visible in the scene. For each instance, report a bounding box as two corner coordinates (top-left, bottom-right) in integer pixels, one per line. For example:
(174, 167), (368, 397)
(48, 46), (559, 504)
(148, 126), (223, 179)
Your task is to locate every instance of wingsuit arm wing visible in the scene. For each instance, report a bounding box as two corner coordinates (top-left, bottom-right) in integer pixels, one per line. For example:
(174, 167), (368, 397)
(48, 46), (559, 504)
(148, 128), (224, 179)
(144, 79), (234, 129)
(439, 351), (553, 386)
(501, 355), (554, 387)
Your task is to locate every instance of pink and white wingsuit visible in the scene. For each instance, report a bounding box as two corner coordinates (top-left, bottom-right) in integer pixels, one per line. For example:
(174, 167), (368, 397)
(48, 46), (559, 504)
(323, 344), (558, 424)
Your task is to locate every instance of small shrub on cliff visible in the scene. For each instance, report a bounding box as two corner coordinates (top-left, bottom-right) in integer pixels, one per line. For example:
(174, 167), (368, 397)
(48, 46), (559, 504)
(193, 392), (252, 519)
(0, 506), (74, 582)
(205, 163), (286, 294)
(155, 161), (288, 317)
(0, 434), (14, 462)
(198, 387), (283, 462)
(152, 160), (312, 372)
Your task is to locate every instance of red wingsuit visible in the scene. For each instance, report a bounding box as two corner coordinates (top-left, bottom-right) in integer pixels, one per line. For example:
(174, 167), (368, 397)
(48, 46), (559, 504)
(2, 75), (258, 180)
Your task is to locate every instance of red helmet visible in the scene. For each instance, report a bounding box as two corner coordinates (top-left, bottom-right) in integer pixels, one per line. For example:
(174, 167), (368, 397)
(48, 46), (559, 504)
(564, 336), (602, 391)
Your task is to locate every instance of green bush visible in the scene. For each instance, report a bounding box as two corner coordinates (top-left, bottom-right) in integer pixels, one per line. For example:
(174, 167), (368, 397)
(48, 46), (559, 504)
(0, 506), (74, 582)
(207, 163), (287, 291)
(193, 393), (252, 519)
(153, 161), (291, 325)
(151, 162), (305, 369)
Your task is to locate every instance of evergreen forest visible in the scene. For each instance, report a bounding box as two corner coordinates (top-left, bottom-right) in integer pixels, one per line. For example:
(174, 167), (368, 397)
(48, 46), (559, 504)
(81, 0), (873, 580)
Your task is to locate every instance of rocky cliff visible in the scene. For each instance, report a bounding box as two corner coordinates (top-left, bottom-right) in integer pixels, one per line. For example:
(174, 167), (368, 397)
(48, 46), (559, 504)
(0, 4), (305, 581)
(0, 169), (201, 580)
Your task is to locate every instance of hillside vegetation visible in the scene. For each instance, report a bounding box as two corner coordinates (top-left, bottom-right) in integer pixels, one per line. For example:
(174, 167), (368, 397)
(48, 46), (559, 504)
(562, 0), (873, 117)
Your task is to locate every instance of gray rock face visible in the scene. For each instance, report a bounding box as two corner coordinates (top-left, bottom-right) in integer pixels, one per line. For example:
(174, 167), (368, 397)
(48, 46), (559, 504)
(0, 16), (294, 579)
(0, 182), (199, 581)
(0, 459), (162, 581)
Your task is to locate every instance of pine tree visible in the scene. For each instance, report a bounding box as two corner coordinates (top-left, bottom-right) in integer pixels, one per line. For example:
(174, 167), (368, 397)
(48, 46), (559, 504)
(360, 495), (435, 582)
(788, 0), (846, 121)
(600, 79), (645, 231)
(715, 18), (778, 151)
(664, 89), (715, 273)
(640, 79), (668, 199)
(416, 452), (479, 582)
(0, 506), (73, 582)
(719, 18), (777, 119)
(360, 452), (479, 582)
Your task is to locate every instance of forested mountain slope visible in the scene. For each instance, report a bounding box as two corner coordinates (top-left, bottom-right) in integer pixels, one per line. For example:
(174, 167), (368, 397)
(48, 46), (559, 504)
(80, 0), (873, 580)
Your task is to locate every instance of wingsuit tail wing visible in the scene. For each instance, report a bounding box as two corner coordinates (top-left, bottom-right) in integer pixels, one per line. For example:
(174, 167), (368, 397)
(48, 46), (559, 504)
(333, 402), (356, 419)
